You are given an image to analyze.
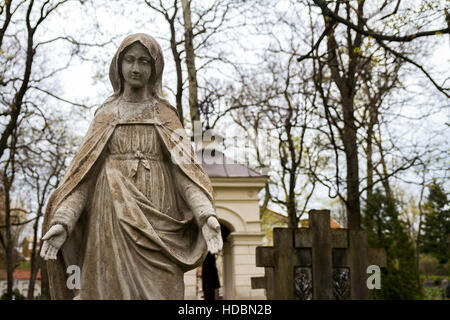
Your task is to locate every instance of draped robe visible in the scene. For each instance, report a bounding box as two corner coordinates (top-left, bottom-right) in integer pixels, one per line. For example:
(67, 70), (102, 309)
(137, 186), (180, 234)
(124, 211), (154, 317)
(43, 96), (216, 299)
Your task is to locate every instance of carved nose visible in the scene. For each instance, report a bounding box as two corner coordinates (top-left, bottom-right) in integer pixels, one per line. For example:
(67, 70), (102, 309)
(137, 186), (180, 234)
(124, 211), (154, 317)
(131, 63), (140, 74)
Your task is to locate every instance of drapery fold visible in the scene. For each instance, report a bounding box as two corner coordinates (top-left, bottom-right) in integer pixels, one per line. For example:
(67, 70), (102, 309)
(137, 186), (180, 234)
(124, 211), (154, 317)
(44, 99), (215, 299)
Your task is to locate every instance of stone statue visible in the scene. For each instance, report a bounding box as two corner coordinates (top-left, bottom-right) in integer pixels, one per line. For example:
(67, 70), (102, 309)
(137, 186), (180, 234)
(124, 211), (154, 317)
(40, 33), (223, 300)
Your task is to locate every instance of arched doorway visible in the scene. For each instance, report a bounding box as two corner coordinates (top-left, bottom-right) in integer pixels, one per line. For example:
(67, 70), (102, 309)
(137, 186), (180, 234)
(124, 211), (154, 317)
(201, 224), (231, 300)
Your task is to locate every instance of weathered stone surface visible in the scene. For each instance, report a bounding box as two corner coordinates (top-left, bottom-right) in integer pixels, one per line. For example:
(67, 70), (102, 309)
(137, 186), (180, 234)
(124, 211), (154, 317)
(252, 209), (386, 300)
(40, 34), (223, 300)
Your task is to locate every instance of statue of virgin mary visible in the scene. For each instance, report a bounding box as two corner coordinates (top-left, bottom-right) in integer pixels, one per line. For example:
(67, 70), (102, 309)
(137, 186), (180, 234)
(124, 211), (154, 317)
(40, 33), (222, 300)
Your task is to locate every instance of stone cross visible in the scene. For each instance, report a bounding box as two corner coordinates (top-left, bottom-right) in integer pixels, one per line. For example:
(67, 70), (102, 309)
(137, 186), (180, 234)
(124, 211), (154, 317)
(251, 209), (386, 299)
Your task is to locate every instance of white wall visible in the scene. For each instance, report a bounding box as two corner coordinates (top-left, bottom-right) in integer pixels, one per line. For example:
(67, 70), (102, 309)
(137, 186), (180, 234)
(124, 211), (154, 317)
(0, 279), (41, 298)
(184, 177), (267, 300)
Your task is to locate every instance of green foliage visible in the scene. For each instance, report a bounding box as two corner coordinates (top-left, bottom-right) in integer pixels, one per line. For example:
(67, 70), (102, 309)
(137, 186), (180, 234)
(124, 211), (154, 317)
(421, 275), (449, 300)
(420, 181), (450, 264)
(363, 189), (423, 299)
(419, 254), (441, 276)
(423, 287), (445, 300)
(16, 260), (30, 270)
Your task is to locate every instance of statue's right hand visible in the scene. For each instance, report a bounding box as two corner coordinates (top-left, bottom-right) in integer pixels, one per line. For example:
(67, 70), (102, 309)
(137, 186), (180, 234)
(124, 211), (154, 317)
(40, 224), (67, 261)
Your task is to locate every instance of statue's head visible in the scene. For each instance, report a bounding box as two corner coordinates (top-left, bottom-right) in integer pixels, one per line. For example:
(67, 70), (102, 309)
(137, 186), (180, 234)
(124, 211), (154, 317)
(109, 33), (164, 99)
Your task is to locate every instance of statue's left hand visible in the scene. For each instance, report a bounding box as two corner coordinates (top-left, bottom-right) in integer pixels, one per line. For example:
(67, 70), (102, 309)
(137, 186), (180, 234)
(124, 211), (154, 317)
(202, 216), (223, 254)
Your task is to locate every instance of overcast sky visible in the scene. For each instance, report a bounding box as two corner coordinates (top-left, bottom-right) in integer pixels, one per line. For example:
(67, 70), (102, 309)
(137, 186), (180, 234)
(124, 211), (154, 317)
(10, 0), (449, 222)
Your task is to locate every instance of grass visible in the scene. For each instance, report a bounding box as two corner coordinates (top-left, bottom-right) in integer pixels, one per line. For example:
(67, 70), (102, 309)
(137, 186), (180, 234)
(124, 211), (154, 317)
(421, 275), (449, 300)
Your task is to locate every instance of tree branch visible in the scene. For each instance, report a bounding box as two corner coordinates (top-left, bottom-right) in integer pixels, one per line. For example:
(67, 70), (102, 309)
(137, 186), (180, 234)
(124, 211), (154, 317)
(312, 0), (450, 42)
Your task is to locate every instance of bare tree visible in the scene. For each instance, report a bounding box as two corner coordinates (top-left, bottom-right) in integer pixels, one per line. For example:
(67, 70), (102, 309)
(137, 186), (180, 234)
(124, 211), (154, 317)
(0, 0), (78, 161)
(181, 0), (200, 124)
(144, 0), (242, 127)
(0, 199), (29, 298)
(0, 122), (21, 299)
(228, 49), (324, 227)
(0, 0), (105, 299)
(15, 112), (75, 299)
(307, 0), (450, 97)
(305, 0), (430, 229)
(226, 0), (444, 233)
(144, 0), (185, 124)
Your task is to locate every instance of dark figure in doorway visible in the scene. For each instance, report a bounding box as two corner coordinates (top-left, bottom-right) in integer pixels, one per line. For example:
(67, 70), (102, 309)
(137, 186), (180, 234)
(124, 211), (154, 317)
(202, 253), (220, 300)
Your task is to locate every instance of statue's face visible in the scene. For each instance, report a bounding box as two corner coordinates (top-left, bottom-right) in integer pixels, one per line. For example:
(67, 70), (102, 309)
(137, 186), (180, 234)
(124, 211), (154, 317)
(121, 43), (152, 89)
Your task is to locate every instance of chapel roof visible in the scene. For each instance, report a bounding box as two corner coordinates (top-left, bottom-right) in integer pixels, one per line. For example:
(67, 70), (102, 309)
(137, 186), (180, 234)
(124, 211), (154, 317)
(195, 149), (266, 178)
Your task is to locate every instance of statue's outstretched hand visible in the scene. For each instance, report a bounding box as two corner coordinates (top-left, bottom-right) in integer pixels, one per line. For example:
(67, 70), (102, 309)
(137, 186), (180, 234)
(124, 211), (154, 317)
(40, 224), (67, 260)
(202, 216), (223, 254)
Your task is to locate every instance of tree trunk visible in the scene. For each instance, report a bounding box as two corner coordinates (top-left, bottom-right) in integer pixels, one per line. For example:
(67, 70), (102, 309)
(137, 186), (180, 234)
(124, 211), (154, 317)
(366, 104), (377, 203)
(170, 29), (184, 125)
(167, 2), (185, 125)
(0, 0), (13, 50)
(27, 209), (42, 299)
(415, 176), (426, 270)
(323, 2), (364, 230)
(0, 13), (35, 161)
(3, 171), (14, 299)
(181, 0), (201, 125)
(27, 253), (40, 299)
(342, 97), (361, 230)
(324, 25), (361, 230)
(366, 134), (373, 202)
(3, 127), (19, 300)
(287, 172), (298, 229)
(260, 183), (270, 215)
(375, 127), (393, 201)
(40, 261), (50, 299)
(379, 149), (393, 201)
